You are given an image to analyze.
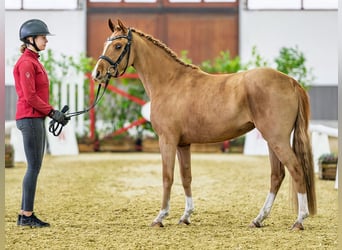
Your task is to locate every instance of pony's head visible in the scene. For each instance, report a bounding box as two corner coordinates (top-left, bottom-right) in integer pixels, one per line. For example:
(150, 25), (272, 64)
(92, 19), (133, 82)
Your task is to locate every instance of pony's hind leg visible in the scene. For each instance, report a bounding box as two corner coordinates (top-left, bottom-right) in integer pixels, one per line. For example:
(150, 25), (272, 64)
(267, 140), (310, 230)
(250, 147), (285, 228)
(177, 145), (194, 225)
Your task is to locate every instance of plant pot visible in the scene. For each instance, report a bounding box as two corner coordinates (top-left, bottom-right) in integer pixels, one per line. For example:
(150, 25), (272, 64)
(77, 137), (97, 152)
(142, 137), (160, 152)
(5, 144), (14, 168)
(319, 162), (337, 180)
(99, 136), (136, 152)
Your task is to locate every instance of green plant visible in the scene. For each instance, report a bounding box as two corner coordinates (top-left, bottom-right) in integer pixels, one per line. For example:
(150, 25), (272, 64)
(318, 153), (338, 164)
(274, 46), (315, 90)
(179, 50), (193, 65)
(200, 50), (244, 73)
(246, 46), (269, 68)
(180, 49), (244, 73)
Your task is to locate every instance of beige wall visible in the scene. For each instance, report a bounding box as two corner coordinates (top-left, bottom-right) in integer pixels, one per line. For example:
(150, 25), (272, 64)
(239, 4), (338, 86)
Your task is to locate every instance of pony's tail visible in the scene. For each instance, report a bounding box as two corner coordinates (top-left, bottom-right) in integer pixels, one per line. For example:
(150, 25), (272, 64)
(292, 83), (317, 215)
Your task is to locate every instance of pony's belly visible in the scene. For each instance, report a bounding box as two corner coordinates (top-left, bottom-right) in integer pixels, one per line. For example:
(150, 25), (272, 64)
(179, 122), (254, 144)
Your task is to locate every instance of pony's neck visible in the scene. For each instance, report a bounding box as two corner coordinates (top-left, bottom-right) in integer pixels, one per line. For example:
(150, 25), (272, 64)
(131, 31), (195, 97)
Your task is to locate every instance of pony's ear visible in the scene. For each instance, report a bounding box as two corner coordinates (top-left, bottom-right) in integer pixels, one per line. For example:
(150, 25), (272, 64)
(117, 19), (127, 33)
(108, 19), (115, 32)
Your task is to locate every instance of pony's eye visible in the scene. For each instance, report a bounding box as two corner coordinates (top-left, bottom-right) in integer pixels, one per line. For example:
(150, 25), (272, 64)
(115, 44), (122, 50)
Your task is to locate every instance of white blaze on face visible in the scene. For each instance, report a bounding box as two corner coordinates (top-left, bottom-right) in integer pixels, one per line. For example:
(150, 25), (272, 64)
(92, 40), (113, 79)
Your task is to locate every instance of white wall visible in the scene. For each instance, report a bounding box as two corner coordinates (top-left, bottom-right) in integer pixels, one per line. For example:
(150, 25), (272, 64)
(239, 6), (338, 86)
(5, 9), (86, 85)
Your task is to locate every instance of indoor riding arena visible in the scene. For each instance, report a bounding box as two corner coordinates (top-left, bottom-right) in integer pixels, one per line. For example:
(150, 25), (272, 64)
(5, 150), (338, 249)
(4, 1), (338, 249)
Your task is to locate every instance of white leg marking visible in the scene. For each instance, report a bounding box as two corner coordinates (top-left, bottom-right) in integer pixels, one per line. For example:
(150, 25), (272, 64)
(253, 192), (275, 225)
(153, 201), (170, 223)
(296, 193), (309, 223)
(180, 196), (195, 222)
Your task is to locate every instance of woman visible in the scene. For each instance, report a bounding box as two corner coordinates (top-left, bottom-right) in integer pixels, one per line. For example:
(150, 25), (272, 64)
(14, 19), (69, 228)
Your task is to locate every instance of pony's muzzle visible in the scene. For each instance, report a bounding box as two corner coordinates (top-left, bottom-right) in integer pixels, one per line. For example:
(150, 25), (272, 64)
(92, 69), (106, 82)
(95, 70), (101, 79)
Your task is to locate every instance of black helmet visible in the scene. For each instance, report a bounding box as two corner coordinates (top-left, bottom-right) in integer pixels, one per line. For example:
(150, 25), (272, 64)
(19, 19), (53, 42)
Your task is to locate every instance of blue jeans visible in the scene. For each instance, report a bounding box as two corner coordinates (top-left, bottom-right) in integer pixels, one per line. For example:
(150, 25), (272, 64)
(16, 118), (46, 212)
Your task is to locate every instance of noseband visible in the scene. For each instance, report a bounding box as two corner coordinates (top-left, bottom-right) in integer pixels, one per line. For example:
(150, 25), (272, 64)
(99, 28), (132, 79)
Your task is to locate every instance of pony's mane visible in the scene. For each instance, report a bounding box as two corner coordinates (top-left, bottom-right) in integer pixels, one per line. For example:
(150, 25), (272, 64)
(130, 28), (199, 70)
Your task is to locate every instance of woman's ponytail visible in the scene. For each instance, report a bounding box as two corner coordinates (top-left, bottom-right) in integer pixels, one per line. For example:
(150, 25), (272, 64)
(20, 43), (27, 53)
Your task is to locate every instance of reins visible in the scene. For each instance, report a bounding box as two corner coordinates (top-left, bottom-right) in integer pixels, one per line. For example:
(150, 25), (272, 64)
(48, 28), (133, 136)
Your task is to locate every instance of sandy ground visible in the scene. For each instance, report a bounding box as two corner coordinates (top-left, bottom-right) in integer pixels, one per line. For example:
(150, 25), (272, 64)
(5, 153), (338, 249)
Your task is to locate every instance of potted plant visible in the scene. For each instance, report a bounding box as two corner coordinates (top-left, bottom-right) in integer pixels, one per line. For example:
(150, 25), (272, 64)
(318, 153), (338, 180)
(99, 133), (136, 152)
(5, 144), (14, 168)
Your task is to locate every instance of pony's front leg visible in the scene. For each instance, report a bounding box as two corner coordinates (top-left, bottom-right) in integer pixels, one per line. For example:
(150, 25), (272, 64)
(151, 139), (177, 227)
(177, 145), (194, 225)
(179, 196), (194, 225)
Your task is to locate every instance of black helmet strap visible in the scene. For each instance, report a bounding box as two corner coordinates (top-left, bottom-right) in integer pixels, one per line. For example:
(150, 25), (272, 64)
(25, 36), (41, 52)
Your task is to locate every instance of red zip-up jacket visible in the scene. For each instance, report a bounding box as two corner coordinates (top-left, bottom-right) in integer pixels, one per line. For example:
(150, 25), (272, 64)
(14, 49), (53, 120)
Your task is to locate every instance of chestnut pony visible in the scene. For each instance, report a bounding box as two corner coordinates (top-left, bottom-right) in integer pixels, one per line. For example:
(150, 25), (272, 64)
(92, 19), (316, 230)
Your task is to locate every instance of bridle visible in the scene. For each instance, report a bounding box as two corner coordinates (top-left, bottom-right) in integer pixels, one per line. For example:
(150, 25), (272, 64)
(99, 28), (132, 79)
(49, 28), (133, 136)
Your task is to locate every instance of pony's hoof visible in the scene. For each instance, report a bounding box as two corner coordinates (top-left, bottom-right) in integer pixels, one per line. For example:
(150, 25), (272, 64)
(249, 221), (262, 228)
(178, 219), (191, 225)
(151, 221), (164, 227)
(291, 222), (304, 231)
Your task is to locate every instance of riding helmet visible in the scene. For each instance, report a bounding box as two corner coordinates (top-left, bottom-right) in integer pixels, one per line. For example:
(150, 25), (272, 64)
(19, 19), (53, 42)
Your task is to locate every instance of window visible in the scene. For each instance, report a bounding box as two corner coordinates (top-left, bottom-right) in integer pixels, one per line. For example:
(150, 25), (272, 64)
(169, 0), (201, 2)
(87, 0), (237, 8)
(89, 0), (235, 3)
(204, 0), (236, 2)
(89, 0), (120, 2)
(303, 0), (338, 9)
(247, 0), (337, 10)
(124, 0), (157, 2)
(247, 0), (301, 10)
(169, 0), (235, 2)
(5, 0), (80, 10)
(5, 0), (21, 9)
(89, 0), (155, 2)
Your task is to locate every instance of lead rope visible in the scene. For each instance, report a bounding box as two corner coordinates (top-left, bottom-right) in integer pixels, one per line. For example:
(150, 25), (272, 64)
(48, 79), (110, 136)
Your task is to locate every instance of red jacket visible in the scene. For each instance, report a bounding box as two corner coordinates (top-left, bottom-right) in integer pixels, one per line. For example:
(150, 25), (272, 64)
(14, 49), (53, 120)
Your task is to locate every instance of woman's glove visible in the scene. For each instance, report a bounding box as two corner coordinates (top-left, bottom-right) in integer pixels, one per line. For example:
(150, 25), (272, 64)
(49, 109), (70, 126)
